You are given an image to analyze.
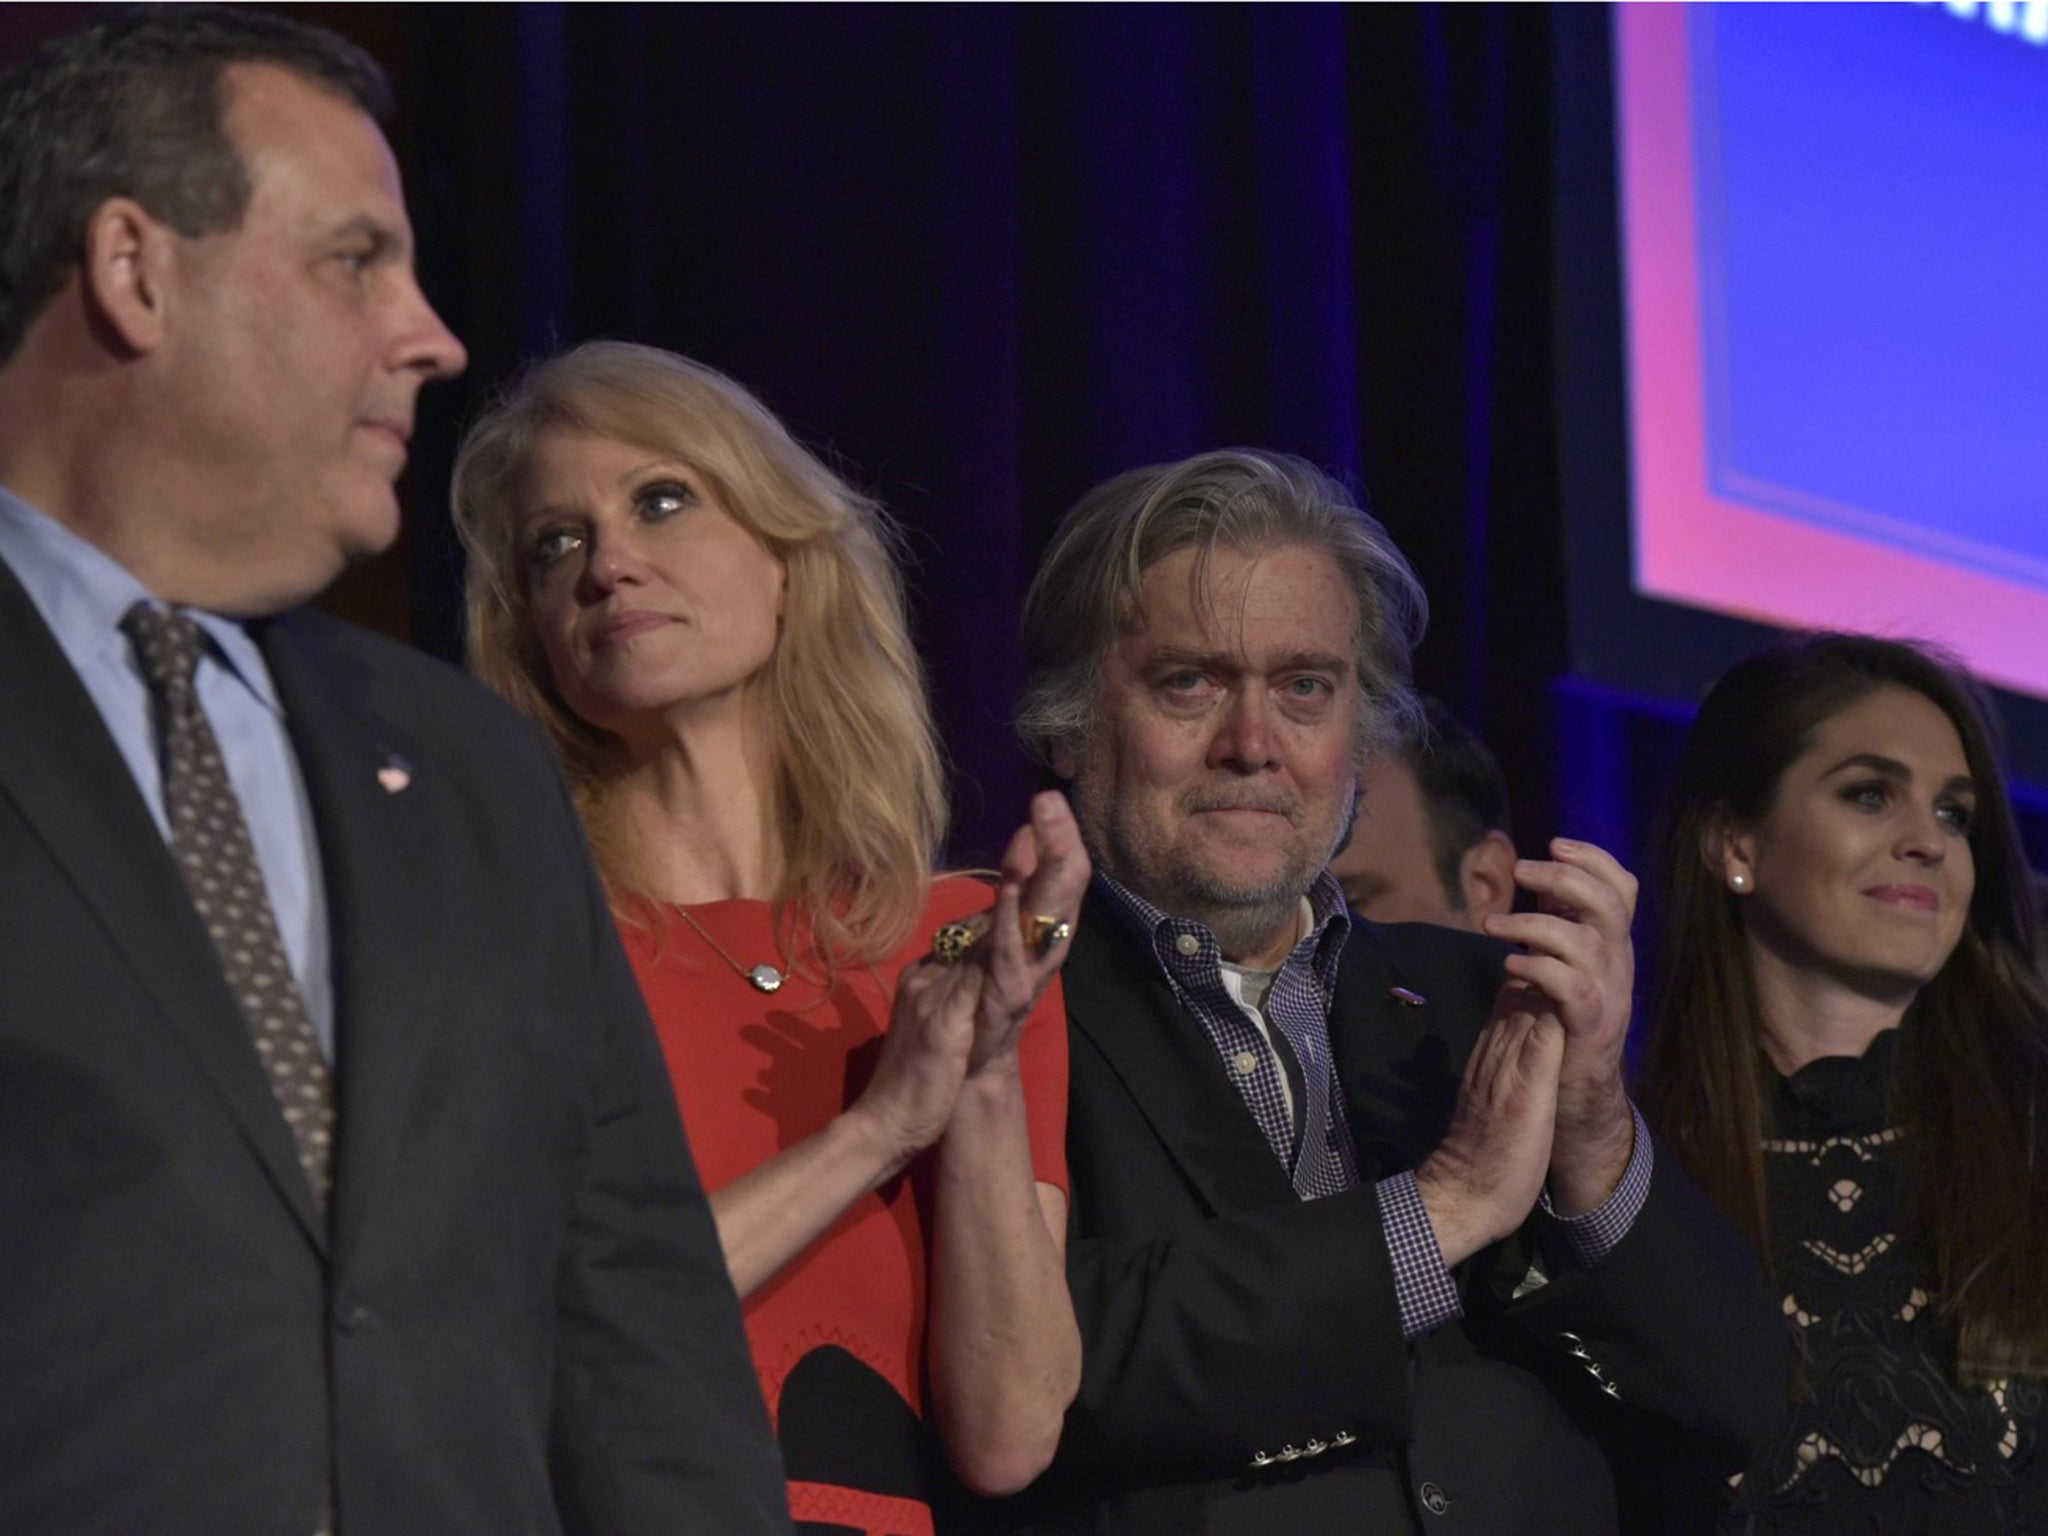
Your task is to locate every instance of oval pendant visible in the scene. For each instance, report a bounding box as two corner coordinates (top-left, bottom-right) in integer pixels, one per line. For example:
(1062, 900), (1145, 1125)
(747, 963), (786, 994)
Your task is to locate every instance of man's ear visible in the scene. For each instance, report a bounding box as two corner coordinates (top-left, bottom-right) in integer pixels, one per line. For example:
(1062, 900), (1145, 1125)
(1701, 813), (1756, 896)
(1457, 830), (1519, 922)
(80, 197), (176, 355)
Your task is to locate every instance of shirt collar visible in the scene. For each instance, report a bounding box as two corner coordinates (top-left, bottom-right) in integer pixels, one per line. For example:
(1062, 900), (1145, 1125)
(1094, 865), (1353, 977)
(0, 483), (285, 719)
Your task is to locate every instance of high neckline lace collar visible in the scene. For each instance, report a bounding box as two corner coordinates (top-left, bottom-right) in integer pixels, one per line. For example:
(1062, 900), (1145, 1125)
(1773, 1026), (1898, 1136)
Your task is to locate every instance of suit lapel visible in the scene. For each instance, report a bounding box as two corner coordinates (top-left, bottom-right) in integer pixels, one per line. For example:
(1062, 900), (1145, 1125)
(259, 614), (439, 1254)
(1064, 886), (1296, 1215)
(1331, 917), (1536, 1206)
(1333, 921), (1554, 1297)
(1331, 922), (1473, 1178)
(0, 558), (328, 1246)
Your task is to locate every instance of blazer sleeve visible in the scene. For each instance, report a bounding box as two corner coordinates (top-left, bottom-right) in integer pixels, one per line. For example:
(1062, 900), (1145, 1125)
(1058, 1182), (1415, 1475)
(542, 772), (792, 1536)
(1346, 917), (1789, 1476)
(1502, 1129), (1791, 1472)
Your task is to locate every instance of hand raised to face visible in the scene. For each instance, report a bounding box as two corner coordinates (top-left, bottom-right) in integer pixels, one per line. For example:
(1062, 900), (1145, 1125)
(1482, 838), (1640, 1214)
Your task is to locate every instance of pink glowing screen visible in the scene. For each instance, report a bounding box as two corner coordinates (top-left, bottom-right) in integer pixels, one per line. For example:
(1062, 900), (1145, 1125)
(1614, 4), (2048, 701)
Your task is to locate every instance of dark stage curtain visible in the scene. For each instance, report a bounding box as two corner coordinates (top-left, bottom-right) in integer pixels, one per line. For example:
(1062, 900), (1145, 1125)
(8, 1), (2044, 1052)
(394, 2), (1574, 868)
(0, 3), (1589, 865)
(13, 4), (2039, 1034)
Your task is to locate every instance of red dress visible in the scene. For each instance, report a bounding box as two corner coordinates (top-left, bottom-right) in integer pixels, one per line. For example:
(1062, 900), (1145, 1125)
(620, 878), (1070, 1536)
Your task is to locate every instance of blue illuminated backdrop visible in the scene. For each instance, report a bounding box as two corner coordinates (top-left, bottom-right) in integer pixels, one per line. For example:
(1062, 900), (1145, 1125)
(1695, 2), (2048, 586)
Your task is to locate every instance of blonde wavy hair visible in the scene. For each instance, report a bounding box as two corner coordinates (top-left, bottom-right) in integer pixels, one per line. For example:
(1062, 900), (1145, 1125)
(451, 340), (947, 966)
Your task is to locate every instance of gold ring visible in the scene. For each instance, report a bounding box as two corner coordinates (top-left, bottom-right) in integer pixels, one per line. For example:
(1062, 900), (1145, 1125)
(1029, 914), (1074, 952)
(931, 919), (982, 965)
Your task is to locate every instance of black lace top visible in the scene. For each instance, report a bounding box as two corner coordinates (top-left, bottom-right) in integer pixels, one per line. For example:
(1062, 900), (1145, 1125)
(1721, 1029), (2048, 1534)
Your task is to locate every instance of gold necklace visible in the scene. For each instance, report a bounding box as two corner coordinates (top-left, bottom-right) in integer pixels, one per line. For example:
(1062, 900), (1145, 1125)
(673, 906), (787, 994)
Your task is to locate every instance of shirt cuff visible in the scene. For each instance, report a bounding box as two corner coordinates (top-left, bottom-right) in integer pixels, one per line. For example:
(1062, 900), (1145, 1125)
(1536, 1101), (1654, 1270)
(1377, 1169), (1462, 1340)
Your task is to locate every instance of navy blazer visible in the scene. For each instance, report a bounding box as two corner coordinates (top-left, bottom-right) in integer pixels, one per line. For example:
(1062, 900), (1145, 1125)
(0, 559), (789, 1536)
(978, 885), (1787, 1535)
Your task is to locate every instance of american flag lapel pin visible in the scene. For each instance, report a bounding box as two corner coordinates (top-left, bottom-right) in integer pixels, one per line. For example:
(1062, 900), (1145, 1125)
(376, 755), (413, 795)
(1389, 986), (1426, 1007)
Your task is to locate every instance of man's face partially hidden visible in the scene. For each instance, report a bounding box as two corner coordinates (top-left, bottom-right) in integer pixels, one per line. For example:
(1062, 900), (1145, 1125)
(1331, 753), (1472, 928)
(1058, 542), (1364, 968)
(152, 63), (466, 614)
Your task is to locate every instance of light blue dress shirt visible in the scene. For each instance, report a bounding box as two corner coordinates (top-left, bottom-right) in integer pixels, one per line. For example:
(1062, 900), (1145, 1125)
(0, 485), (335, 1059)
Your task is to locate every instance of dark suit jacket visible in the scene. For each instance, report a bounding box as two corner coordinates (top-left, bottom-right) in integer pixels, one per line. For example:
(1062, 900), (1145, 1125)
(982, 886), (1787, 1535)
(0, 560), (790, 1536)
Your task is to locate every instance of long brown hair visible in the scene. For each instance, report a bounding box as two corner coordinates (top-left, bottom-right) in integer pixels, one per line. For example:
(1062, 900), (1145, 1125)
(450, 341), (946, 967)
(1638, 633), (2048, 1382)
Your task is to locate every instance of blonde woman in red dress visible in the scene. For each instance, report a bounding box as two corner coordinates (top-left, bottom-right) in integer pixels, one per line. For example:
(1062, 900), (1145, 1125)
(454, 341), (1082, 1533)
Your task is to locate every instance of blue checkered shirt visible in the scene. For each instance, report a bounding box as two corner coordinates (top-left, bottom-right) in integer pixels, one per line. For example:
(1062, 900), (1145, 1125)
(1094, 869), (1654, 1339)
(1097, 869), (1360, 1200)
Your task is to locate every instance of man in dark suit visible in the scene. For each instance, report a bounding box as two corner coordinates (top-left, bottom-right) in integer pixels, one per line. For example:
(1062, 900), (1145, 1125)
(996, 450), (1787, 1533)
(0, 12), (787, 1534)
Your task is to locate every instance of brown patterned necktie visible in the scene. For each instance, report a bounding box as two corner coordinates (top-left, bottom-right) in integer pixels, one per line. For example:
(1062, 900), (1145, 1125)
(123, 603), (336, 1215)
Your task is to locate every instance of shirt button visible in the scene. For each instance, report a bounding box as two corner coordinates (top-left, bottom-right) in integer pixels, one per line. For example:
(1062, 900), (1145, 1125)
(1234, 1050), (1259, 1076)
(1175, 933), (1201, 956)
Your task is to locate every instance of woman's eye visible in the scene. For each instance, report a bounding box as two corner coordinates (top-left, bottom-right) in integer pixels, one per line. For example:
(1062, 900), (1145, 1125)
(526, 527), (582, 569)
(1937, 800), (1975, 834)
(1841, 782), (1888, 810)
(637, 480), (697, 521)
